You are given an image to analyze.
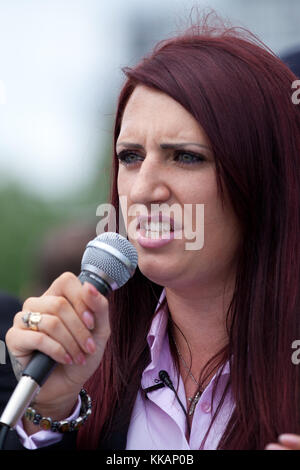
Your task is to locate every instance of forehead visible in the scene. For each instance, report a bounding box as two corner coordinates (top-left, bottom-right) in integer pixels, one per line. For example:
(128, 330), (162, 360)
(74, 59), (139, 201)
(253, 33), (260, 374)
(119, 85), (208, 143)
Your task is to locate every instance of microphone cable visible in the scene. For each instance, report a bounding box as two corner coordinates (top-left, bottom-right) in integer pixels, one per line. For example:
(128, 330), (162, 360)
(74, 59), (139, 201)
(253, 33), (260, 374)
(0, 369), (193, 449)
(158, 370), (191, 436)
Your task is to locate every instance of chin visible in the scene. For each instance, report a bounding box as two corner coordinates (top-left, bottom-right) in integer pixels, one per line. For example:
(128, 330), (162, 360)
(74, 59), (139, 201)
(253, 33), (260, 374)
(137, 258), (183, 288)
(138, 260), (170, 284)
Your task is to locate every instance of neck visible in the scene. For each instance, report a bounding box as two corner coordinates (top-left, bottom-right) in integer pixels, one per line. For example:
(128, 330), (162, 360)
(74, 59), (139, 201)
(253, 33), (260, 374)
(165, 277), (234, 368)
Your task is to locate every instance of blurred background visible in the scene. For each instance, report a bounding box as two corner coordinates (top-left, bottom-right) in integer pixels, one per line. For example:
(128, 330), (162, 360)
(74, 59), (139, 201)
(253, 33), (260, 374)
(0, 0), (300, 300)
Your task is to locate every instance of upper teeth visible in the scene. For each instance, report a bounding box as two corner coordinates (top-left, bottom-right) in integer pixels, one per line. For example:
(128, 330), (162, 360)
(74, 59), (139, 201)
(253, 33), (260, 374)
(142, 221), (172, 232)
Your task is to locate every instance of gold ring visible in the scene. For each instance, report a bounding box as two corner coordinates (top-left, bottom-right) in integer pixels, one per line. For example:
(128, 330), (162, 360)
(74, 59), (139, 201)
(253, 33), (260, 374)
(22, 311), (42, 331)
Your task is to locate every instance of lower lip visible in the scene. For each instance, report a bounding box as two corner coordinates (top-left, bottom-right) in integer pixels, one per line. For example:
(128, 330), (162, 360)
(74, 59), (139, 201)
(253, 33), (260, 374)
(136, 228), (179, 248)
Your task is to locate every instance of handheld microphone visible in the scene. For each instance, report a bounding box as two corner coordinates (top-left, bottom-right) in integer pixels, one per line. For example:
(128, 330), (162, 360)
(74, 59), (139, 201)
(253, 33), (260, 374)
(0, 232), (138, 431)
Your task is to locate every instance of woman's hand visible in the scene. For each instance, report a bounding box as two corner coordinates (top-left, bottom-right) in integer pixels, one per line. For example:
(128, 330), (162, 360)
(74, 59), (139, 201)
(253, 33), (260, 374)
(5, 272), (110, 422)
(265, 434), (300, 450)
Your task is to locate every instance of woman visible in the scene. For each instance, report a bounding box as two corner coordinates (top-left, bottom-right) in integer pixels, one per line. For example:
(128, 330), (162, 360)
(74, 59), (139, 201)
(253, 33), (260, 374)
(5, 16), (300, 450)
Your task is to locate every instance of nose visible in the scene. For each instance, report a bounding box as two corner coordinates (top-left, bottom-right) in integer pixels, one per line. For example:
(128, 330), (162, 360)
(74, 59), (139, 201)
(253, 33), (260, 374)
(129, 154), (171, 205)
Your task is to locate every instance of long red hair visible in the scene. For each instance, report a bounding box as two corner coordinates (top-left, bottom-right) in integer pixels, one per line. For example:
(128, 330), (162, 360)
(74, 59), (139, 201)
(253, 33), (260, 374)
(78, 13), (300, 449)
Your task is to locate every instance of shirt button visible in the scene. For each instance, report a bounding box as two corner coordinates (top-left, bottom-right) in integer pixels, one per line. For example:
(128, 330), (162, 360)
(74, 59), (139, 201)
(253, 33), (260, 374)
(201, 402), (211, 413)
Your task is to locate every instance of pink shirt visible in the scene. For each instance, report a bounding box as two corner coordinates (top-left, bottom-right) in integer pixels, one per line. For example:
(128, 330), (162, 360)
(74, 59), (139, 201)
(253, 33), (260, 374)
(16, 289), (234, 450)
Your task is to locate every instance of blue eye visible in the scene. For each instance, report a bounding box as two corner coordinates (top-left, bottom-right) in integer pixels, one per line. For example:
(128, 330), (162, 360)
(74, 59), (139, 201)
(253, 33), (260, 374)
(117, 150), (143, 165)
(174, 150), (206, 165)
(116, 149), (206, 167)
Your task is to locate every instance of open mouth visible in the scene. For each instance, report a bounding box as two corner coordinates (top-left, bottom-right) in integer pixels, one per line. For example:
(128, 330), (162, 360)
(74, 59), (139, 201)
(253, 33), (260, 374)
(138, 221), (174, 238)
(135, 214), (180, 240)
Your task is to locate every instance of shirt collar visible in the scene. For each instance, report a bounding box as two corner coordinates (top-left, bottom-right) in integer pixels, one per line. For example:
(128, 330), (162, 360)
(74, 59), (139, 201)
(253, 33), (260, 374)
(143, 288), (230, 384)
(146, 288), (168, 364)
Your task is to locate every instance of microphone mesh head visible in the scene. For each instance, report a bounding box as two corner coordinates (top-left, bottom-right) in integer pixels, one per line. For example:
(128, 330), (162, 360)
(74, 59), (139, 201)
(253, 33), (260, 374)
(81, 232), (138, 288)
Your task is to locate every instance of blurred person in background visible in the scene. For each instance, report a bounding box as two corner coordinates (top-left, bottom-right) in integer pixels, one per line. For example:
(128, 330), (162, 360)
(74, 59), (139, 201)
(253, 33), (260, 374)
(29, 222), (96, 296)
(4, 12), (300, 450)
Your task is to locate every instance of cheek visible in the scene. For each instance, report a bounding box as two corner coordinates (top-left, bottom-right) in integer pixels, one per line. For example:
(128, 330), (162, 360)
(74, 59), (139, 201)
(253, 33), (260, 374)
(182, 180), (241, 271)
(117, 172), (129, 234)
(117, 169), (126, 195)
(117, 170), (130, 212)
(179, 177), (218, 233)
(203, 199), (241, 268)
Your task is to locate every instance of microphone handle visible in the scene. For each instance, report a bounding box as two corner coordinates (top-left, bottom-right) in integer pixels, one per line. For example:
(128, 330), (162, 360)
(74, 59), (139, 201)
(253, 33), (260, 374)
(22, 352), (56, 386)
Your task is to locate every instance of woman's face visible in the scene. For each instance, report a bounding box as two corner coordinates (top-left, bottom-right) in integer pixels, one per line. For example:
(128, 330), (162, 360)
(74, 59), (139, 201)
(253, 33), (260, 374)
(116, 85), (241, 292)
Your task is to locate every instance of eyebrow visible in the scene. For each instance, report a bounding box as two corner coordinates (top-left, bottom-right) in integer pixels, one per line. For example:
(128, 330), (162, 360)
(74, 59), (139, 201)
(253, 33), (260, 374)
(116, 141), (212, 152)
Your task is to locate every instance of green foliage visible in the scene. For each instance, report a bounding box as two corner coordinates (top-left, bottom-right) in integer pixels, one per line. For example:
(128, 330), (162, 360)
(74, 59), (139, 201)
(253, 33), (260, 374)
(0, 184), (64, 297)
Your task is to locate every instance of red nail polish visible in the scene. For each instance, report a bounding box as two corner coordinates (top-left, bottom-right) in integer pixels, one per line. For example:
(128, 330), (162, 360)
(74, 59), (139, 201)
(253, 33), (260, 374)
(64, 354), (73, 365)
(85, 337), (96, 354)
(88, 284), (99, 296)
(82, 311), (95, 330)
(75, 353), (86, 365)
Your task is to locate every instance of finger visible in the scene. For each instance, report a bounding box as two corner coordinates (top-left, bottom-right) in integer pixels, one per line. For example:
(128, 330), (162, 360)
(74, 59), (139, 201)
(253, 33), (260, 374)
(43, 272), (89, 314)
(42, 272), (106, 333)
(81, 282), (110, 338)
(278, 434), (300, 450)
(15, 312), (88, 365)
(265, 443), (289, 450)
(22, 295), (97, 357)
(5, 327), (73, 366)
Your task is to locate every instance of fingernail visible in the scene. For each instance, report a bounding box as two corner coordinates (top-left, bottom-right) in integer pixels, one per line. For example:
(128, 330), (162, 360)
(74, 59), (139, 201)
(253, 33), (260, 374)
(75, 353), (86, 365)
(82, 311), (95, 330)
(279, 433), (300, 445)
(85, 337), (96, 354)
(64, 354), (73, 365)
(88, 284), (99, 296)
(265, 444), (282, 450)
